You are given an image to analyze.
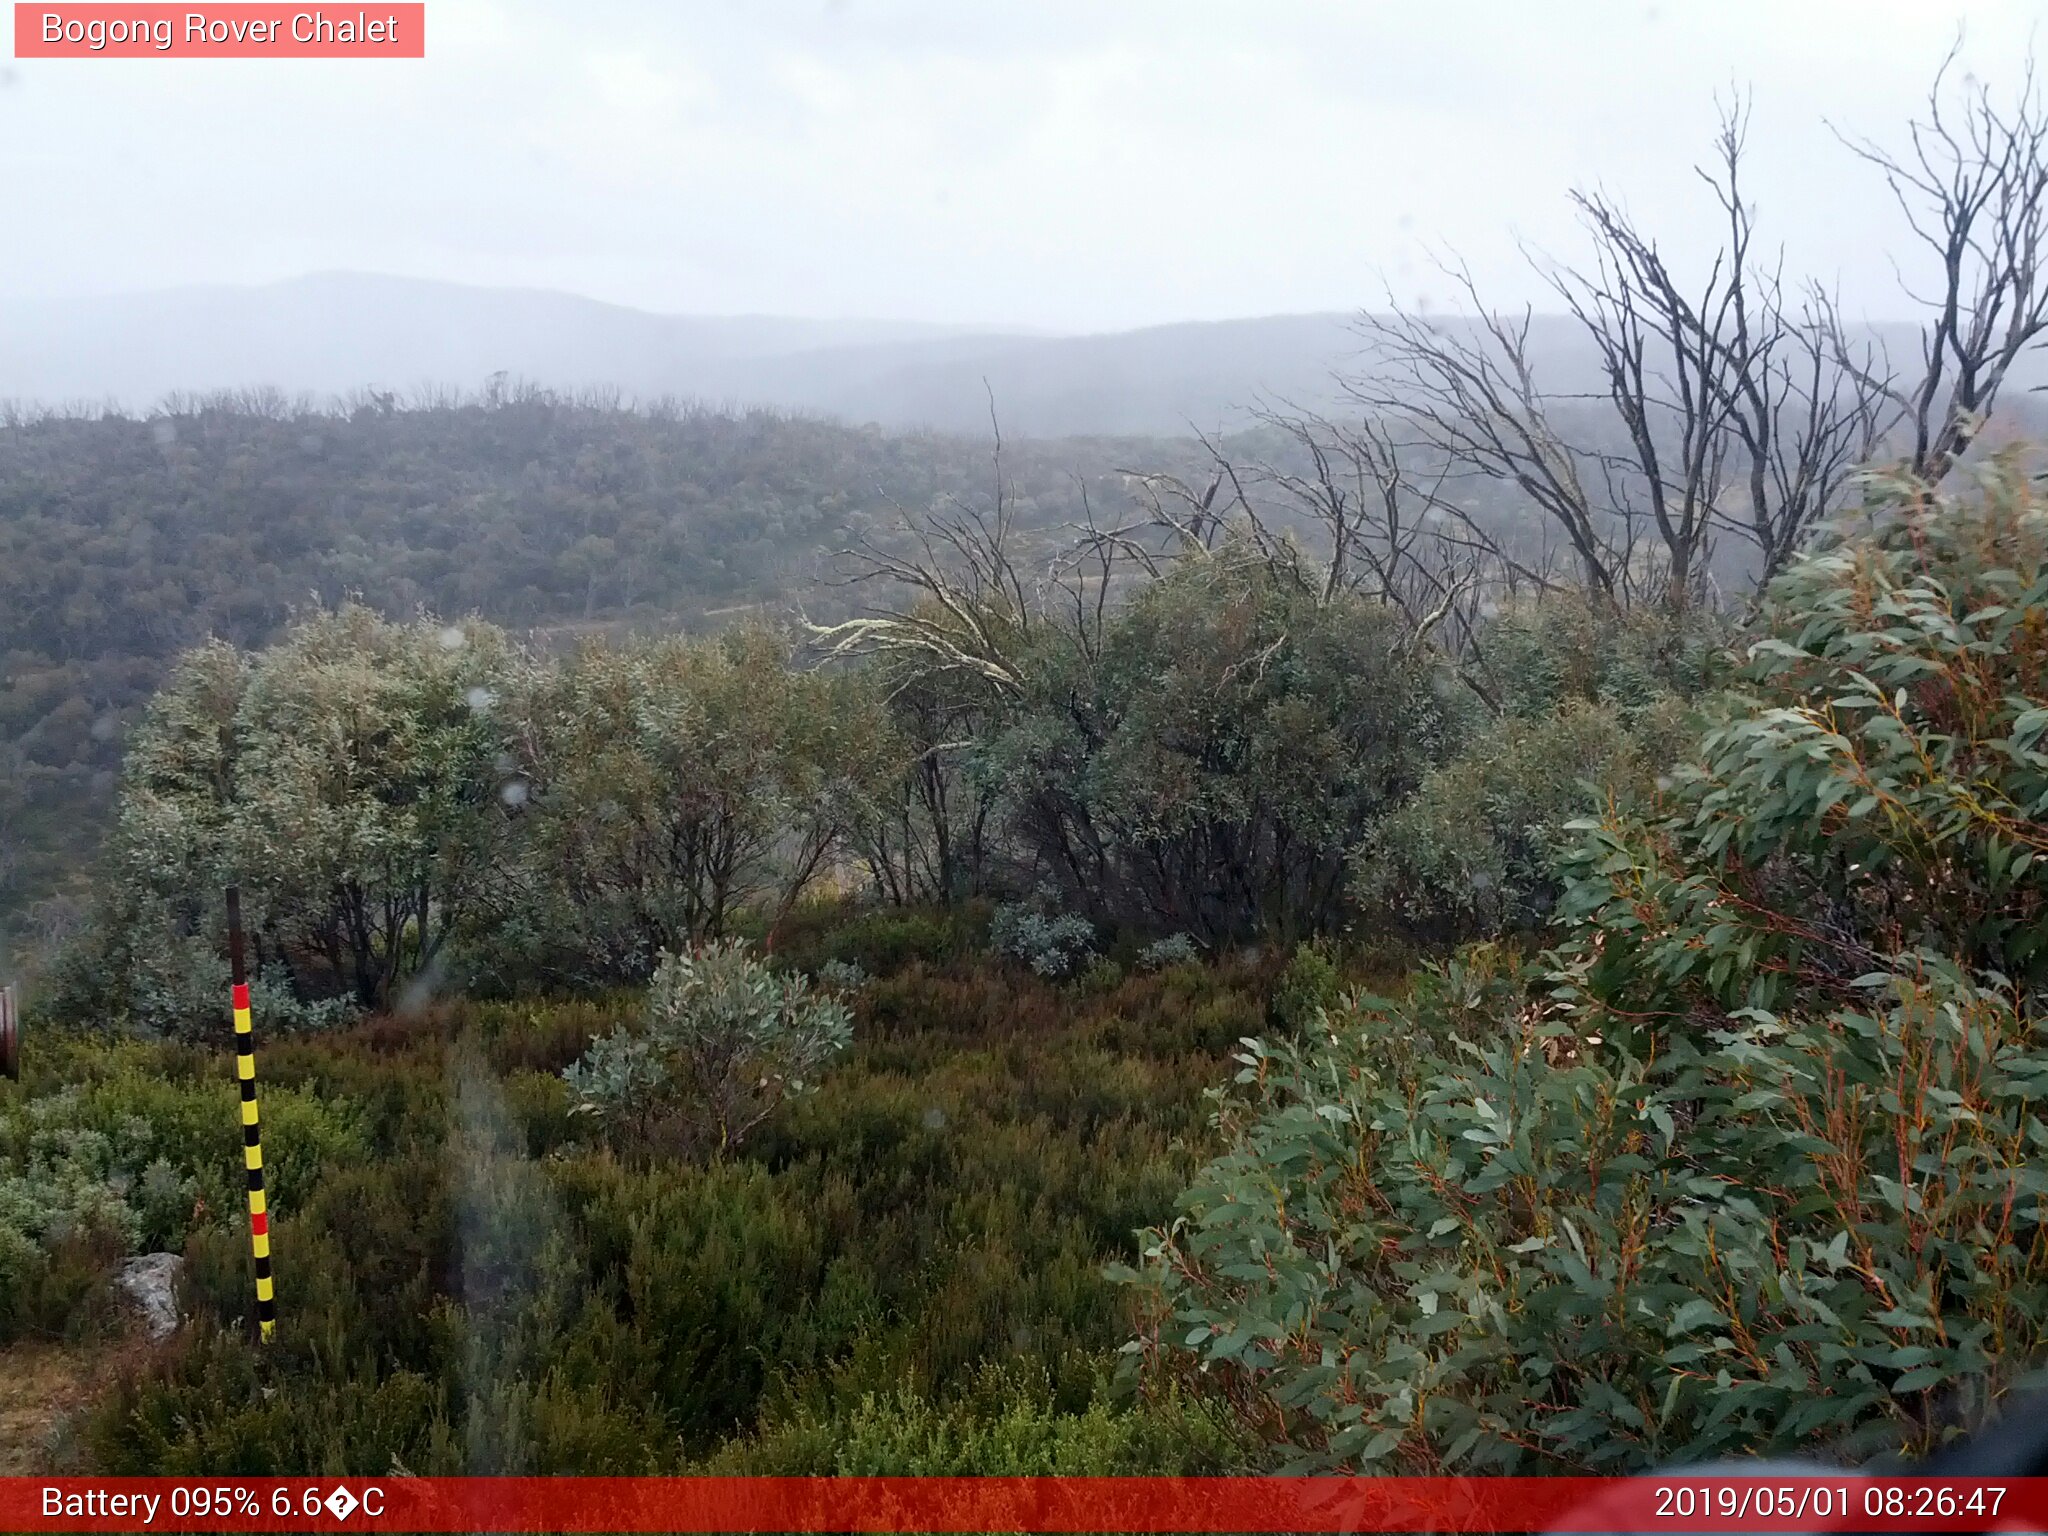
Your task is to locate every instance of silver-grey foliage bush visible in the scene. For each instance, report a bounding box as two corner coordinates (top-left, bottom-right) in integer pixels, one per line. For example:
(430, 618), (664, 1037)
(988, 898), (1097, 979)
(564, 939), (853, 1155)
(1135, 933), (1200, 970)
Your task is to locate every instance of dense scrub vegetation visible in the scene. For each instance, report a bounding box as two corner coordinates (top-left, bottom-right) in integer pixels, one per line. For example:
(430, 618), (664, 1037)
(7, 928), (1265, 1473)
(0, 423), (1704, 1471)
(13, 40), (2048, 1483)
(12, 396), (2048, 1475)
(1131, 464), (2048, 1470)
(10, 62), (2048, 1459)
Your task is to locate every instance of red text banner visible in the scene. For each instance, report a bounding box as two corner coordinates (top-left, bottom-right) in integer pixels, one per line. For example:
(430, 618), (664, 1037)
(13, 5), (424, 57)
(3, 1476), (2045, 1533)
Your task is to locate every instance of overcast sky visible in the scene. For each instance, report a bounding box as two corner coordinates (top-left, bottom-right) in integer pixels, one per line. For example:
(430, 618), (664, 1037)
(0, 1), (2040, 332)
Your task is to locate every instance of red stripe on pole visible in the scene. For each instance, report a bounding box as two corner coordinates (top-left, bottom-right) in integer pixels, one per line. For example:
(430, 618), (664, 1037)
(249, 1212), (268, 1237)
(231, 983), (250, 1010)
(4, 1477), (2044, 1532)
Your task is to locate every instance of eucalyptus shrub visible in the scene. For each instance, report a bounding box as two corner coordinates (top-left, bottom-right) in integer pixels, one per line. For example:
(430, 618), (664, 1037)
(1475, 596), (1727, 720)
(564, 940), (852, 1156)
(1352, 592), (1721, 948)
(1352, 701), (1682, 944)
(1130, 464), (2048, 1472)
(984, 550), (1457, 946)
(63, 604), (524, 1023)
(511, 628), (901, 983)
(1126, 958), (2048, 1471)
(1557, 459), (2048, 1024)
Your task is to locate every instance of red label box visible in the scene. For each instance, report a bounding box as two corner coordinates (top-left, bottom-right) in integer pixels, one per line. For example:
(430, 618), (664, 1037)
(13, 4), (425, 57)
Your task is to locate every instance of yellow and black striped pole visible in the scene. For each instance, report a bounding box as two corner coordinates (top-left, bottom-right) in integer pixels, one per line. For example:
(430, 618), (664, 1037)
(225, 887), (275, 1344)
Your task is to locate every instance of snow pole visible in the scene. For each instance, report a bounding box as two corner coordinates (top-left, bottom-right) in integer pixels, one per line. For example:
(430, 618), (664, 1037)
(225, 886), (275, 1343)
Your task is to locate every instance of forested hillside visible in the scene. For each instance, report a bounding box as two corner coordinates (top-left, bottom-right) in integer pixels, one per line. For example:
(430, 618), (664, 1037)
(0, 394), (1210, 959)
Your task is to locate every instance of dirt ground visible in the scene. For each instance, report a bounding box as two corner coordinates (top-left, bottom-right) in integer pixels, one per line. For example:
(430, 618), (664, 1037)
(0, 1342), (105, 1473)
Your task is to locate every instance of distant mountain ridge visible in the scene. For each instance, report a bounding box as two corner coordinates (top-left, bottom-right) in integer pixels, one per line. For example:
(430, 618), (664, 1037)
(0, 273), (1379, 434)
(0, 271), (2031, 438)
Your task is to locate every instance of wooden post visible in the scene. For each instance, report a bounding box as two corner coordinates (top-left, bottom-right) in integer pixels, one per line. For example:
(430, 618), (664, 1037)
(0, 985), (17, 1081)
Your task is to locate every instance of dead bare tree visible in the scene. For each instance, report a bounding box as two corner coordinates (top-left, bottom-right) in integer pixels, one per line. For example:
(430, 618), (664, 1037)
(1613, 101), (1894, 586)
(1348, 271), (1629, 604)
(1090, 406), (1517, 710)
(1734, 287), (1895, 580)
(1355, 103), (1853, 609)
(1347, 58), (2045, 613)
(1832, 47), (2048, 483)
(808, 388), (1041, 698)
(807, 395), (1173, 905)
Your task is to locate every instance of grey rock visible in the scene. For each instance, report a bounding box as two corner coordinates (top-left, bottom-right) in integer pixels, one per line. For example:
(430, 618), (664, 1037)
(115, 1252), (183, 1342)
